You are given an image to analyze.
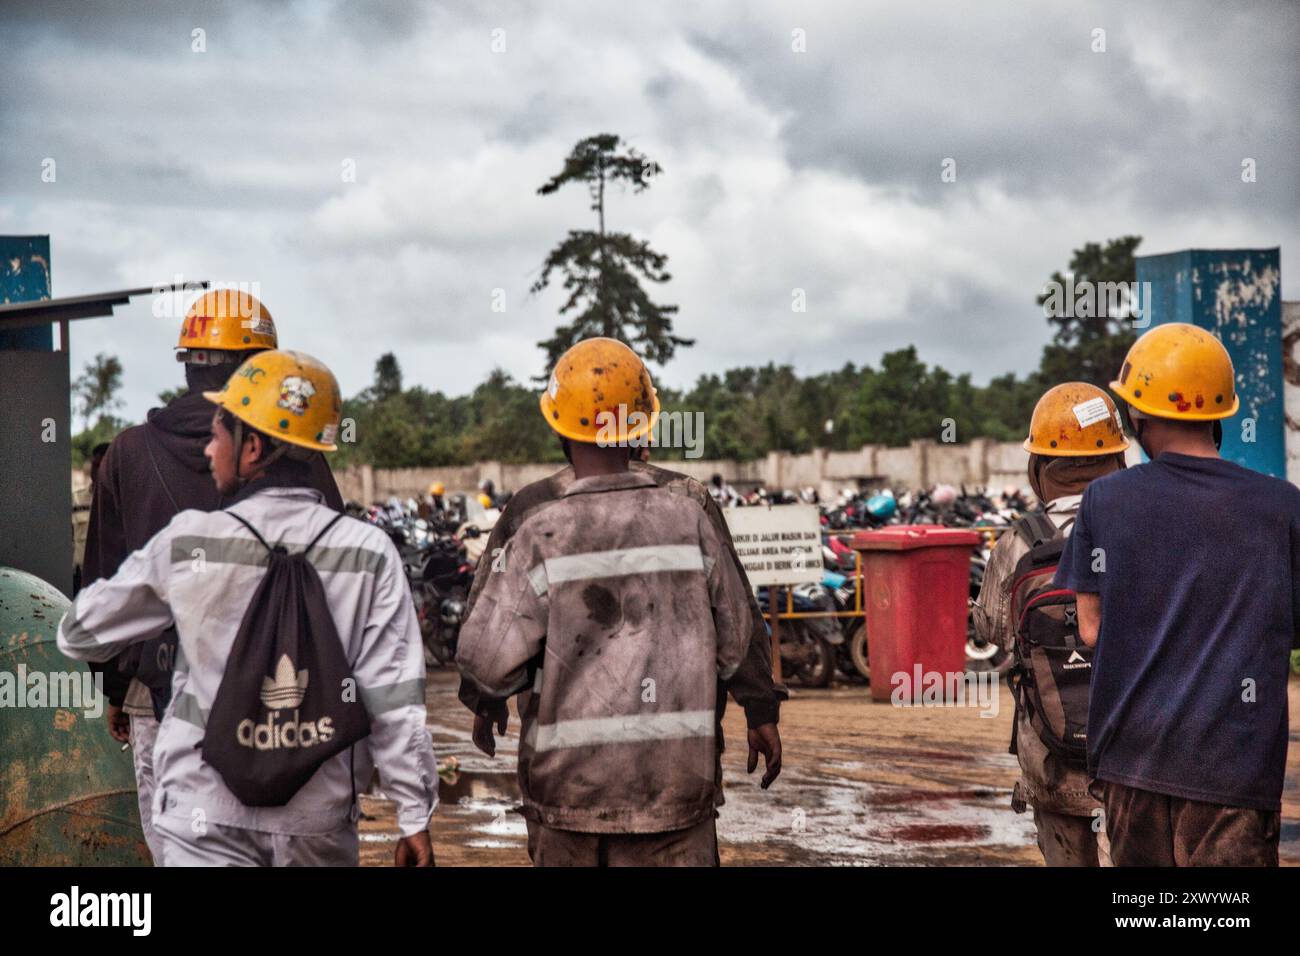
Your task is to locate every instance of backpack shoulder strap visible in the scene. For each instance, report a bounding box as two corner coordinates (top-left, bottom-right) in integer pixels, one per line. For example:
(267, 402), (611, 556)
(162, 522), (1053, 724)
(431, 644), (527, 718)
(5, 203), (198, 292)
(305, 513), (346, 556)
(228, 511), (276, 553)
(229, 510), (344, 557)
(1013, 513), (1058, 549)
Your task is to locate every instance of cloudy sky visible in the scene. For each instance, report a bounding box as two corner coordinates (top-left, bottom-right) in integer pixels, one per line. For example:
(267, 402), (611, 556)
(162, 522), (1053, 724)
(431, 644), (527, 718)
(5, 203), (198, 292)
(2, 0), (1296, 421)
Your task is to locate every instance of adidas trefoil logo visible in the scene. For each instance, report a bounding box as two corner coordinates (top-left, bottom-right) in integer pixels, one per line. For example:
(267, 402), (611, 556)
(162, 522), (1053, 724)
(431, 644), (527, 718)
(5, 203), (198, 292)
(260, 654), (309, 710)
(238, 654), (333, 751)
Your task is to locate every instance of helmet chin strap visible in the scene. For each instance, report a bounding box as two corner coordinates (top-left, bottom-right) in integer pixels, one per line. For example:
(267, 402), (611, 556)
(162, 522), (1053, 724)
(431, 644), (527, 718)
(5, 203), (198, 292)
(231, 419), (290, 488)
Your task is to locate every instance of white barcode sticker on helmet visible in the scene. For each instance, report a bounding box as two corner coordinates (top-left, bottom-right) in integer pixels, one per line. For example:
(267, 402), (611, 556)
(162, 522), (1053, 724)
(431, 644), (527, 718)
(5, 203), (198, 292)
(548, 373), (559, 399)
(1072, 397), (1110, 429)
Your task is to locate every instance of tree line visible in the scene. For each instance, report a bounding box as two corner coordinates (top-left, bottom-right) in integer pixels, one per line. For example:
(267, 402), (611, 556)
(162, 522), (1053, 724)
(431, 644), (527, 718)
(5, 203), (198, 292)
(71, 131), (1138, 469)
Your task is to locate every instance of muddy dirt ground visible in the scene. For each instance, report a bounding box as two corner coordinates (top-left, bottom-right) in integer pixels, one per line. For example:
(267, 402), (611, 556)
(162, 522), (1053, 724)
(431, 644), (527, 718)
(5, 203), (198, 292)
(359, 669), (1300, 866)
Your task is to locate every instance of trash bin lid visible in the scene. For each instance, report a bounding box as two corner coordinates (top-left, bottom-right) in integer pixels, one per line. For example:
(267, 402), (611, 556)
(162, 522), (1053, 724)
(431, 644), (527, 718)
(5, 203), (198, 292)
(850, 525), (983, 551)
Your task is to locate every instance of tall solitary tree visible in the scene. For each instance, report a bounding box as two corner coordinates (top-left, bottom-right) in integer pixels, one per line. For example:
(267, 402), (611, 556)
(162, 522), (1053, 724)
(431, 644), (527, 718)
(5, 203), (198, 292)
(531, 133), (692, 370)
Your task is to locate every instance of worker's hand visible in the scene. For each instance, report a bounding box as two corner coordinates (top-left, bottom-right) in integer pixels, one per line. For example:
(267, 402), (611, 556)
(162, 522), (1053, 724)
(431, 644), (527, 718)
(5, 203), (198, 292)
(107, 704), (131, 744)
(472, 700), (510, 757)
(394, 831), (435, 867)
(747, 723), (782, 789)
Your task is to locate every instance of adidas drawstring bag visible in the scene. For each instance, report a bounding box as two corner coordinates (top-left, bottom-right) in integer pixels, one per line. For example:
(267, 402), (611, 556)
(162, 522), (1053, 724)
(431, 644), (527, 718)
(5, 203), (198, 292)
(201, 512), (371, 807)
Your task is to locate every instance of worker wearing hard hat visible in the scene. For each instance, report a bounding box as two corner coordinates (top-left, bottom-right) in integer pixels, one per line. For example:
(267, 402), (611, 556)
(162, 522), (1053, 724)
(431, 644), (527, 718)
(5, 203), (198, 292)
(972, 382), (1128, 865)
(420, 480), (450, 527)
(457, 337), (775, 865)
(458, 344), (785, 793)
(1055, 324), (1300, 866)
(81, 290), (342, 863)
(60, 351), (437, 866)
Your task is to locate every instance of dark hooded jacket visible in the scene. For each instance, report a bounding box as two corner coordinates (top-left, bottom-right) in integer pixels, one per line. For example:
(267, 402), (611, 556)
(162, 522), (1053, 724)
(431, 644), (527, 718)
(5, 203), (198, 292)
(85, 390), (344, 709)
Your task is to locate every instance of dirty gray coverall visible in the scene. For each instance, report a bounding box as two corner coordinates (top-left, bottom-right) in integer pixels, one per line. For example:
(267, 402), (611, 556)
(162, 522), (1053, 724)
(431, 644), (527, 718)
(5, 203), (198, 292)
(971, 495), (1111, 867)
(457, 470), (755, 866)
(458, 462), (786, 854)
(460, 461), (785, 728)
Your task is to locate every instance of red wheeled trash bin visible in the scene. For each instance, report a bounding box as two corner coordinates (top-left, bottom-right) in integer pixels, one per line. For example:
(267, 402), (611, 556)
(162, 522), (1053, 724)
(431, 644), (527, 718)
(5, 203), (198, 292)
(851, 526), (982, 702)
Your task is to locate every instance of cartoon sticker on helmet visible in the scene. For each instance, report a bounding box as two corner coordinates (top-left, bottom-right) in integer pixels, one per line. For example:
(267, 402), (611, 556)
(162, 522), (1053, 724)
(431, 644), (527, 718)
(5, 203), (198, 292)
(277, 375), (316, 416)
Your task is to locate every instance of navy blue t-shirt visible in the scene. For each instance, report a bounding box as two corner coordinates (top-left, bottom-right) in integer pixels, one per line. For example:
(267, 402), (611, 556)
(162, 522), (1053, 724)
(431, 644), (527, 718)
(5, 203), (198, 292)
(1056, 452), (1300, 810)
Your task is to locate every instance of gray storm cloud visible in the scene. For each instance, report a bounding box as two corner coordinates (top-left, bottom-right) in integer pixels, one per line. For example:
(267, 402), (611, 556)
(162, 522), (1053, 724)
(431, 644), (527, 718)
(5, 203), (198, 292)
(1, 0), (1295, 420)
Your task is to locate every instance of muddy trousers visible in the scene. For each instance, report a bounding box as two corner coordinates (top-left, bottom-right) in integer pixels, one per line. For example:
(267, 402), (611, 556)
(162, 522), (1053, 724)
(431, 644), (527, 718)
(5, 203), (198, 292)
(128, 714), (163, 865)
(153, 815), (360, 867)
(527, 815), (719, 867)
(1100, 780), (1279, 867)
(1032, 806), (1111, 867)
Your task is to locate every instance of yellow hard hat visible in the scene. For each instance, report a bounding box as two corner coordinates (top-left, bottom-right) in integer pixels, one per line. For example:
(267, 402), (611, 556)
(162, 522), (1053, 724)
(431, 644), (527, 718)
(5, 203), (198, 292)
(177, 289), (278, 355)
(203, 349), (341, 452)
(476, 492), (493, 508)
(428, 481), (446, 497)
(1110, 323), (1239, 421)
(539, 337), (659, 444)
(1024, 382), (1129, 457)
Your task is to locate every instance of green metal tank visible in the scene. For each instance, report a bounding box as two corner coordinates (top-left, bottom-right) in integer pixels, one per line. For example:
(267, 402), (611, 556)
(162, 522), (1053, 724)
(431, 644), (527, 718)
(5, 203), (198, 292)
(0, 566), (149, 865)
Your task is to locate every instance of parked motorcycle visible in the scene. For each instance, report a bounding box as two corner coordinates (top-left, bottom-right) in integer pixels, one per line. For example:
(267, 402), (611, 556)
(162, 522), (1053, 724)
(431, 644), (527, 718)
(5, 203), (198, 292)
(408, 530), (476, 667)
(360, 503), (476, 667)
(757, 581), (842, 688)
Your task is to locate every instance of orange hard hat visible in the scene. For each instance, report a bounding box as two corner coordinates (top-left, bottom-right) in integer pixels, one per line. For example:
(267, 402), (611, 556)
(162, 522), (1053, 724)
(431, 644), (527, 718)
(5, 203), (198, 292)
(177, 288), (278, 357)
(1110, 323), (1239, 421)
(1024, 383), (1129, 456)
(539, 338), (659, 444)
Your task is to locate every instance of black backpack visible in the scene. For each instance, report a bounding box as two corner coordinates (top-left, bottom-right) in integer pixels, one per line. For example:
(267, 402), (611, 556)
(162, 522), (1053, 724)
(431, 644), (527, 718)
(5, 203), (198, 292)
(1007, 512), (1093, 768)
(201, 512), (371, 807)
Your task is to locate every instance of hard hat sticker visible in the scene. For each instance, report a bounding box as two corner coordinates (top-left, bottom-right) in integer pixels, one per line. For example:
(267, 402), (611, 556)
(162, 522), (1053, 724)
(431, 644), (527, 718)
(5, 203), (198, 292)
(548, 373), (559, 400)
(1072, 397), (1111, 429)
(277, 375), (316, 415)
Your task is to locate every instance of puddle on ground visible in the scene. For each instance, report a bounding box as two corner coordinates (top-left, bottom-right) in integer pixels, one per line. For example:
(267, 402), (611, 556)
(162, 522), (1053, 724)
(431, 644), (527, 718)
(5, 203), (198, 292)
(438, 769), (529, 845)
(718, 775), (1036, 865)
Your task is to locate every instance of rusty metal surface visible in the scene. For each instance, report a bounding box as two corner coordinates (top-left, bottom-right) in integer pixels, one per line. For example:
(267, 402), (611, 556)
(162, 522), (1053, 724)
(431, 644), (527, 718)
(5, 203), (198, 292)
(0, 567), (149, 865)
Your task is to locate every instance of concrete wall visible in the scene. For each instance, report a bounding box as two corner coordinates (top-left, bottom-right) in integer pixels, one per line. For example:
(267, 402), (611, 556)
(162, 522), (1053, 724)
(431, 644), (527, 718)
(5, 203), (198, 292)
(332, 438), (1035, 503)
